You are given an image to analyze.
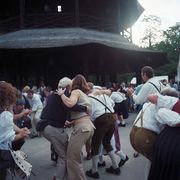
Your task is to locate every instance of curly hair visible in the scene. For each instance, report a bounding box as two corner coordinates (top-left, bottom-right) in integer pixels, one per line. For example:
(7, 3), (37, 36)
(71, 74), (90, 94)
(0, 81), (17, 110)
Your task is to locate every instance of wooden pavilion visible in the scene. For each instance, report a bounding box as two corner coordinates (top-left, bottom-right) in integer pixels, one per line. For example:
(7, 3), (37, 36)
(0, 0), (167, 88)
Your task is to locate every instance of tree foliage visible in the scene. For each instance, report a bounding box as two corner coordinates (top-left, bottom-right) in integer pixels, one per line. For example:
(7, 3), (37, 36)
(152, 24), (180, 78)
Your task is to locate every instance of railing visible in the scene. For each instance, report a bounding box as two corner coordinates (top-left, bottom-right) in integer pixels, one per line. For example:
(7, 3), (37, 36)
(0, 13), (121, 33)
(0, 12), (132, 41)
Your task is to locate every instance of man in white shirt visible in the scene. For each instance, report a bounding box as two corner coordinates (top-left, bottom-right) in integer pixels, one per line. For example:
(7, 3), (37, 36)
(26, 89), (43, 138)
(110, 90), (128, 126)
(86, 92), (120, 179)
(129, 66), (165, 105)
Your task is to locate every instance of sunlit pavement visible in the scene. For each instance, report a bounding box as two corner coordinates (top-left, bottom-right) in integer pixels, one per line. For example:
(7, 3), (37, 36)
(7, 113), (147, 180)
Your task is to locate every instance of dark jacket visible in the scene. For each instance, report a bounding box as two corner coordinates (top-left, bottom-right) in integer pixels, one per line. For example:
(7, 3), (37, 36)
(39, 92), (87, 129)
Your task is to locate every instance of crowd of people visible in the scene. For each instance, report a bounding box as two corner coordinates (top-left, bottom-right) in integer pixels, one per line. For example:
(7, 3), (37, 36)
(0, 65), (180, 180)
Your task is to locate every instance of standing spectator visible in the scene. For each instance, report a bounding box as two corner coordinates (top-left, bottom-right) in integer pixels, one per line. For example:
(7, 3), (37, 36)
(169, 79), (178, 91)
(21, 86), (31, 109)
(43, 86), (53, 107)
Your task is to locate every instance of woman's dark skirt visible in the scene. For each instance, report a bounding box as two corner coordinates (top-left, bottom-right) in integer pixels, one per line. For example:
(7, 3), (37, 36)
(148, 126), (180, 180)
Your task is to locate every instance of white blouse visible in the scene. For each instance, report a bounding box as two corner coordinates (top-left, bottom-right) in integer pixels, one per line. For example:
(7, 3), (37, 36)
(157, 108), (180, 127)
(156, 94), (179, 109)
(0, 111), (15, 150)
(134, 95), (180, 134)
(110, 92), (126, 103)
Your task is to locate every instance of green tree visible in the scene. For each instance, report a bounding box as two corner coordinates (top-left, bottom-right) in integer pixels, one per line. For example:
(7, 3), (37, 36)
(152, 24), (180, 78)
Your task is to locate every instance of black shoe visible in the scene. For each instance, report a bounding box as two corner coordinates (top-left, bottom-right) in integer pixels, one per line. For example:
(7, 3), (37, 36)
(30, 134), (38, 139)
(118, 156), (129, 167)
(118, 123), (126, 127)
(98, 161), (106, 167)
(133, 152), (139, 158)
(106, 166), (121, 175)
(86, 169), (99, 179)
(86, 153), (92, 160)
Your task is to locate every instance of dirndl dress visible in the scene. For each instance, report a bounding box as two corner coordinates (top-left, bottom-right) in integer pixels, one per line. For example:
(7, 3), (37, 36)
(148, 126), (180, 180)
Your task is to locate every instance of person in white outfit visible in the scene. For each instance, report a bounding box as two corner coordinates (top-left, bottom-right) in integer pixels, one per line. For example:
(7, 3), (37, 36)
(130, 87), (180, 161)
(86, 89), (120, 179)
(129, 66), (165, 105)
(26, 89), (43, 137)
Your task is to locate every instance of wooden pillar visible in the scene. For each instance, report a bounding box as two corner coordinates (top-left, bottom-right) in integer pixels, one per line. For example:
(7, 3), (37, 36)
(110, 72), (116, 83)
(82, 59), (88, 77)
(20, 0), (25, 29)
(75, 0), (80, 26)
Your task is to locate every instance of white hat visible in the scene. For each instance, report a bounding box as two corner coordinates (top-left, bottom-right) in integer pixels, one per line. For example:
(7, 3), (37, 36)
(58, 77), (72, 88)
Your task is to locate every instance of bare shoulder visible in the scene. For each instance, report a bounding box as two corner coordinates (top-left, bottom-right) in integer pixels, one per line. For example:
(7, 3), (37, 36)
(72, 89), (81, 97)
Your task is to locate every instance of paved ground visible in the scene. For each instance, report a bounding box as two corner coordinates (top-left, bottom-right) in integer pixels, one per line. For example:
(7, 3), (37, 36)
(7, 113), (147, 180)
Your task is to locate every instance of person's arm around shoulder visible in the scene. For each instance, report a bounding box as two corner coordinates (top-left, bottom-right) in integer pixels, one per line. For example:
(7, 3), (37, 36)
(57, 88), (80, 107)
(157, 108), (180, 127)
(133, 83), (153, 105)
(147, 94), (158, 104)
(148, 94), (178, 109)
(92, 89), (111, 96)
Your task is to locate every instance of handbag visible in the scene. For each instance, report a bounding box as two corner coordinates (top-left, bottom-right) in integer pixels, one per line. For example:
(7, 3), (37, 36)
(129, 106), (157, 161)
(10, 150), (32, 178)
(0, 149), (14, 169)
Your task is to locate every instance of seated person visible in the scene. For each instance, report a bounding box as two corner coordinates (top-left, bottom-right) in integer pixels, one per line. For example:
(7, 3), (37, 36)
(12, 98), (32, 150)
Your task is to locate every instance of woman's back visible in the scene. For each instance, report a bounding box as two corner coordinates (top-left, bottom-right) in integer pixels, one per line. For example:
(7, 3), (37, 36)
(71, 89), (90, 120)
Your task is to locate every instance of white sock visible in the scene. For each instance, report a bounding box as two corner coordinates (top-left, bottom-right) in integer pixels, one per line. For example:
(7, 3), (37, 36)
(116, 150), (126, 160)
(108, 151), (118, 169)
(99, 155), (104, 164)
(92, 155), (99, 173)
(121, 120), (126, 125)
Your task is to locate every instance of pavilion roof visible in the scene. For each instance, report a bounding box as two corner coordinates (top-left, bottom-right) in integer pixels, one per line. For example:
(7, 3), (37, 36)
(0, 27), (157, 53)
